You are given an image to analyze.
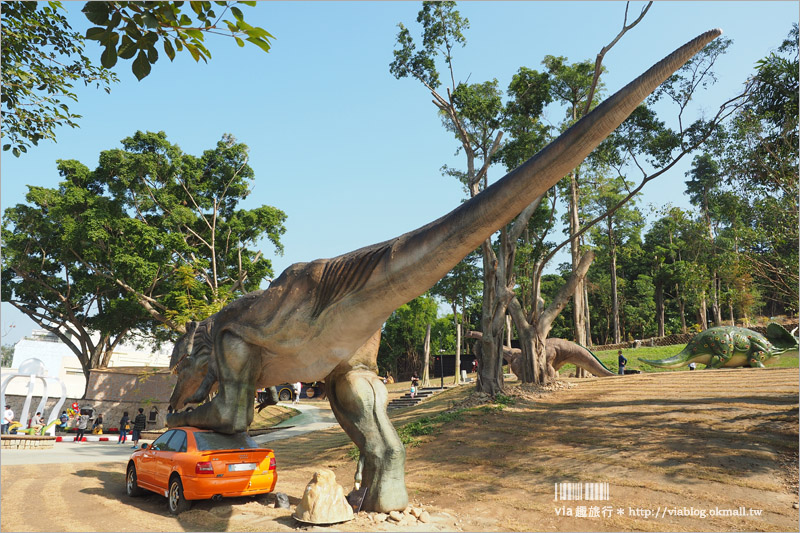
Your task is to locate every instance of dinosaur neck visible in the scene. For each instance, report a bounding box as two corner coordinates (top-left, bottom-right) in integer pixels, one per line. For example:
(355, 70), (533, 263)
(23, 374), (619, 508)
(371, 29), (721, 309)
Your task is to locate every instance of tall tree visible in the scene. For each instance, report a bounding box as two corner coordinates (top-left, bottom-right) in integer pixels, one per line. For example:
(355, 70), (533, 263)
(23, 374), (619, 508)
(391, 1), (513, 395)
(1, 131), (286, 394)
(2, 1), (272, 156)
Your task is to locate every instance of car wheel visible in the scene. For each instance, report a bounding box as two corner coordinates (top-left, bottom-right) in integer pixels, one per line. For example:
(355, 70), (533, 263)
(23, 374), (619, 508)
(278, 388), (292, 402)
(126, 464), (144, 497)
(168, 476), (192, 515)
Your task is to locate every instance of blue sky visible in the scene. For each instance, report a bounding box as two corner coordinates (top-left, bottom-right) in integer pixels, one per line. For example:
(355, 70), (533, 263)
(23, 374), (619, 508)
(1, 1), (796, 346)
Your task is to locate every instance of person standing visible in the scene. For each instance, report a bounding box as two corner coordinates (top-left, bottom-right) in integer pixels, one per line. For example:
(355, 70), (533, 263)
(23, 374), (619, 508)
(410, 372), (419, 399)
(75, 413), (89, 442)
(118, 411), (130, 444)
(617, 350), (628, 375)
(2, 404), (14, 434)
(131, 408), (147, 448)
(292, 382), (302, 404)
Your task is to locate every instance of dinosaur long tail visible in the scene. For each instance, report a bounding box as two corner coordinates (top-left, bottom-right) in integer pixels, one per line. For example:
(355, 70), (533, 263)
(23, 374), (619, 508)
(640, 351), (695, 369)
(575, 343), (615, 376)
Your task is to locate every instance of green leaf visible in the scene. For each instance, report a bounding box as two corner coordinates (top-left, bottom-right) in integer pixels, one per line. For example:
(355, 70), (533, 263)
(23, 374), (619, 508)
(82, 2), (110, 25)
(141, 12), (159, 29)
(12, 147), (20, 157)
(85, 27), (106, 41)
(147, 46), (159, 64)
(234, 36), (244, 47)
(179, 14), (192, 26)
(240, 1), (256, 6)
(245, 36), (271, 54)
(163, 38), (176, 61)
(184, 29), (204, 40)
(186, 43), (201, 62)
(231, 6), (244, 21)
(3, 144), (10, 151)
(132, 50), (152, 80)
(117, 35), (138, 60)
(100, 45), (118, 69)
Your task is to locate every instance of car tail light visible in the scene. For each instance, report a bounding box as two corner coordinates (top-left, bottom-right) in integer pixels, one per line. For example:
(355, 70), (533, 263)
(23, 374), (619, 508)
(268, 457), (276, 471)
(195, 461), (214, 474)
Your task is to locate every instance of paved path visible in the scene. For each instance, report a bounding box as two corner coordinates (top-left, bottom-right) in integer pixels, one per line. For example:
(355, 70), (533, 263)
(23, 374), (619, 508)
(0, 403), (337, 466)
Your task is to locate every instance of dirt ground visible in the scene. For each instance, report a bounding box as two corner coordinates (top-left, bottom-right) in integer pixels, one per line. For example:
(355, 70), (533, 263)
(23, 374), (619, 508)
(2, 367), (798, 532)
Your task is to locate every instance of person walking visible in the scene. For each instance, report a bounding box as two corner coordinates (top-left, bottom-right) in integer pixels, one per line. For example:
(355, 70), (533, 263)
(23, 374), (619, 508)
(617, 350), (628, 375)
(3, 404), (14, 434)
(75, 413), (89, 442)
(131, 408), (147, 448)
(118, 411), (130, 444)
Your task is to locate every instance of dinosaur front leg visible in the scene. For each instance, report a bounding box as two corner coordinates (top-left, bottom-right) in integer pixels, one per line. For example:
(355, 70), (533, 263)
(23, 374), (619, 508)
(748, 350), (768, 368)
(326, 342), (407, 513)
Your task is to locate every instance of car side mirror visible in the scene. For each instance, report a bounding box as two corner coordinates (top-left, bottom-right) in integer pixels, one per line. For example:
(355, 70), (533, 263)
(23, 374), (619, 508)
(141, 443), (148, 450)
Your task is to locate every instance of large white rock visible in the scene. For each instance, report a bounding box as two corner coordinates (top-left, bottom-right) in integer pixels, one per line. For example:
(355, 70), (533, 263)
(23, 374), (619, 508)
(293, 469), (354, 524)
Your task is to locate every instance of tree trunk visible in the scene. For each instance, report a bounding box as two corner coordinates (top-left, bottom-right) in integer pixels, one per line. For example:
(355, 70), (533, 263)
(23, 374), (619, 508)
(453, 322), (462, 385)
(713, 274), (723, 326)
(677, 285), (688, 333)
(569, 171), (587, 378)
(698, 293), (708, 330)
(609, 220), (621, 344)
(583, 283), (593, 346)
(421, 325), (431, 388)
(655, 281), (665, 337)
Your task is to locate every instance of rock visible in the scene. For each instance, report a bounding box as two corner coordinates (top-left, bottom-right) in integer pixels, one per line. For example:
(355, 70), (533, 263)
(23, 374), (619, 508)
(399, 515), (416, 527)
(388, 510), (404, 522)
(410, 507), (422, 518)
(793, 503), (799, 509)
(419, 511), (431, 523)
(293, 469), (354, 524)
(274, 492), (290, 509)
(373, 513), (388, 522)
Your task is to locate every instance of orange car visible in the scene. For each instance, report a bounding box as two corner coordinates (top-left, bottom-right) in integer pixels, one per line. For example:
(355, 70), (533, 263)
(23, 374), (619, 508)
(125, 426), (277, 514)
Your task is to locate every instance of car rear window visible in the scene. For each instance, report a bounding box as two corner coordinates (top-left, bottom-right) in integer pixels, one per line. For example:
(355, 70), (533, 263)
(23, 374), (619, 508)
(193, 431), (261, 451)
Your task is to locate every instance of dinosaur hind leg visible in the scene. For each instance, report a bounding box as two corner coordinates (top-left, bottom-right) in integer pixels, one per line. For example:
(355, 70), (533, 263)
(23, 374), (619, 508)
(326, 333), (407, 513)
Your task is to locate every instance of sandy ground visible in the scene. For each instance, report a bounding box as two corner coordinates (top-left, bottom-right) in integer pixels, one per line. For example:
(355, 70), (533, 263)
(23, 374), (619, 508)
(1, 367), (797, 532)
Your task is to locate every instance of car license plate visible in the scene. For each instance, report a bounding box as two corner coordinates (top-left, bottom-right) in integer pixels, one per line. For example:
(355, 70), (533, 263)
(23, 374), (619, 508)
(228, 462), (257, 472)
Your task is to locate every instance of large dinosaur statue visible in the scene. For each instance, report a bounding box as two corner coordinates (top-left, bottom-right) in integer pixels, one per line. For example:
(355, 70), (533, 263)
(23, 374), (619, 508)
(166, 30), (723, 513)
(641, 323), (798, 369)
(468, 331), (614, 379)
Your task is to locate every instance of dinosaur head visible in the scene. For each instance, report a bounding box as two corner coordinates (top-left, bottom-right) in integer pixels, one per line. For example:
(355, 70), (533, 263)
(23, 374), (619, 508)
(169, 319), (215, 410)
(765, 323), (799, 356)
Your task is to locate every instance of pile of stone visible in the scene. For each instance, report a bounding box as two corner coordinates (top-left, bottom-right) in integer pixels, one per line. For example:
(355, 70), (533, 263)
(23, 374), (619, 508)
(366, 506), (431, 526)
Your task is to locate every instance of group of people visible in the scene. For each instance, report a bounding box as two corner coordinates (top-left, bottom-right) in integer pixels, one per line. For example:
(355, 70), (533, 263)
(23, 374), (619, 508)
(117, 408), (147, 447)
(2, 403), (148, 447)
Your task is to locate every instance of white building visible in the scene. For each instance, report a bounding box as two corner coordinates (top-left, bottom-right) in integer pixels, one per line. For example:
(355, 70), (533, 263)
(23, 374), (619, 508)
(3, 329), (173, 398)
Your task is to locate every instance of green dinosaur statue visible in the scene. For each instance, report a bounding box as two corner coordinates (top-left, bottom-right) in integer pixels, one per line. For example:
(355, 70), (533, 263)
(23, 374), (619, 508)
(641, 323), (798, 369)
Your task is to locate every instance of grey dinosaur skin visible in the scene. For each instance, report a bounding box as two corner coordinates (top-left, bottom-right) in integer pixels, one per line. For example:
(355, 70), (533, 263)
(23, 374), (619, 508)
(166, 30), (722, 513)
(492, 337), (615, 379)
(641, 324), (799, 369)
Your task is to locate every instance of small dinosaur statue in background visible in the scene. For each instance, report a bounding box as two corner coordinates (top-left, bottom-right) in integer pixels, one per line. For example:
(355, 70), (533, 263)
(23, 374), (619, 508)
(468, 332), (614, 379)
(641, 323), (798, 369)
